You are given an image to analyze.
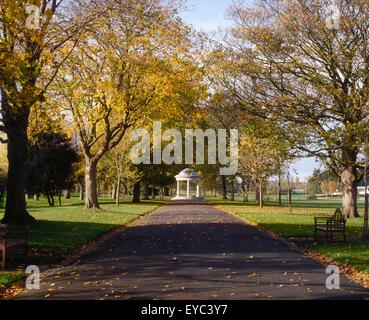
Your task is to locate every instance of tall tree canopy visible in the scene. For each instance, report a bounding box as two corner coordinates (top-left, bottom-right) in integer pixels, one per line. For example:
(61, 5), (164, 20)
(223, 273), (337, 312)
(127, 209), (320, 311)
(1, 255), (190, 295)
(216, 0), (369, 218)
(53, 0), (205, 209)
(0, 0), (99, 224)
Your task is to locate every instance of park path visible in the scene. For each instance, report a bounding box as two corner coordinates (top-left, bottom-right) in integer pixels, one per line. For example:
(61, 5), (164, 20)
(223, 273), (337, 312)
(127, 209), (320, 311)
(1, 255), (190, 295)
(17, 202), (369, 300)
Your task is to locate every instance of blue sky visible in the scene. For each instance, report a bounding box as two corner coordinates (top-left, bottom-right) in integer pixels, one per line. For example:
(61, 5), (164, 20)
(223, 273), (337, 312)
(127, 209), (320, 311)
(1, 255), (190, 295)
(180, 0), (319, 180)
(180, 0), (236, 32)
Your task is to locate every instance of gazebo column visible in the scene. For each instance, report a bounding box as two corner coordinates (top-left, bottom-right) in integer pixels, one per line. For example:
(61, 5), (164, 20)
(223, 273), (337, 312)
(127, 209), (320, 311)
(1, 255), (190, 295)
(186, 180), (190, 198)
(177, 181), (180, 197)
(196, 182), (200, 198)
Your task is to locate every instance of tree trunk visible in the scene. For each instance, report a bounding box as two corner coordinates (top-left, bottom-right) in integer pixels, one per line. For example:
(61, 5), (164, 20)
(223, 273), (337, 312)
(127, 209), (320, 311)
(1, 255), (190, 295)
(364, 138), (369, 238)
(33, 194), (39, 201)
(78, 181), (84, 201)
(116, 177), (121, 207)
(1, 115), (35, 225)
(257, 184), (263, 209)
(143, 183), (150, 200)
(85, 158), (100, 209)
(221, 176), (227, 200)
(47, 193), (55, 207)
(231, 179), (235, 201)
(278, 175), (282, 206)
(152, 185), (156, 199)
(288, 188), (292, 213)
(255, 184), (264, 209)
(133, 181), (141, 203)
(245, 183), (250, 202)
(111, 183), (117, 200)
(341, 158), (359, 218)
(287, 172), (292, 214)
(58, 194), (62, 207)
(97, 181), (101, 197)
(160, 186), (164, 200)
(64, 189), (71, 199)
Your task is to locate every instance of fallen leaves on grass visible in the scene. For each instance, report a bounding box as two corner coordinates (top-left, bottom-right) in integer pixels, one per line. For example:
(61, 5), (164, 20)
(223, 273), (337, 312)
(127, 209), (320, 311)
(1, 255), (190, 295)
(0, 281), (25, 300)
(306, 249), (369, 289)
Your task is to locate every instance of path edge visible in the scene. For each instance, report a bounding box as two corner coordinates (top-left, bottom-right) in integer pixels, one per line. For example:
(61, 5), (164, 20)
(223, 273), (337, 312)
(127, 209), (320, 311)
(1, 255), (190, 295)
(1, 203), (164, 300)
(214, 205), (369, 290)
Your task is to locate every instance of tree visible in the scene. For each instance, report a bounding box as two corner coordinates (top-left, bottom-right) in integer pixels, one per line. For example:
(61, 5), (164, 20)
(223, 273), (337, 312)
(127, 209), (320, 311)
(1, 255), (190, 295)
(0, 0), (99, 224)
(205, 91), (241, 200)
(321, 180), (338, 197)
(239, 134), (284, 208)
(238, 118), (291, 208)
(222, 0), (369, 218)
(307, 169), (338, 195)
(26, 131), (78, 206)
(55, 0), (198, 209)
(99, 138), (139, 206)
(0, 167), (6, 208)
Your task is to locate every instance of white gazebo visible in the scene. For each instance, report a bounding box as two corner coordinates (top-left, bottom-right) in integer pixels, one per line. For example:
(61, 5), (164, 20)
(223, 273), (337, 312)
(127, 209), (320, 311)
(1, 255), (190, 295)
(173, 168), (201, 200)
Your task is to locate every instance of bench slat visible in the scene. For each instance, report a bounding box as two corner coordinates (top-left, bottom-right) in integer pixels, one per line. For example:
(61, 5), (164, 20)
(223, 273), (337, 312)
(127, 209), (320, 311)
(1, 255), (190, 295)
(314, 209), (346, 243)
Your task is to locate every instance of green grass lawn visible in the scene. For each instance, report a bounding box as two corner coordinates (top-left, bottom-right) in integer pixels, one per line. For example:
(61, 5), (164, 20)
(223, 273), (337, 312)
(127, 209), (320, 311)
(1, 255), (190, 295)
(211, 197), (369, 275)
(0, 196), (164, 289)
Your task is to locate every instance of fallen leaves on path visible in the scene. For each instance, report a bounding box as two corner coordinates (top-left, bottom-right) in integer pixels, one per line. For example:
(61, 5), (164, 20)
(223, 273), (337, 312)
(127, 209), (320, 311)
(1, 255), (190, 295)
(249, 272), (261, 278)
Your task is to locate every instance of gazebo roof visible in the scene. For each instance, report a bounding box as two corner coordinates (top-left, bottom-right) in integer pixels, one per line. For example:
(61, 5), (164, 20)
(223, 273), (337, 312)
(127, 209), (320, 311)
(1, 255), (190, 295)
(175, 168), (201, 180)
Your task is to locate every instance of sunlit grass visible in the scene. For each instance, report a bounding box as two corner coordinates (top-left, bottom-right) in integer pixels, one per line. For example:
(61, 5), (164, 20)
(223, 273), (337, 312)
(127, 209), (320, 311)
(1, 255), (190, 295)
(0, 196), (163, 289)
(212, 197), (369, 275)
(1, 196), (164, 251)
(0, 271), (25, 289)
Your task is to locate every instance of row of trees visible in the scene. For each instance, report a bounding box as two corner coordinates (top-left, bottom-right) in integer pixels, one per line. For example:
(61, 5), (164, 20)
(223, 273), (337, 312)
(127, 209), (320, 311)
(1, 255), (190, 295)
(0, 0), (205, 224)
(2, 0), (369, 224)
(206, 0), (369, 219)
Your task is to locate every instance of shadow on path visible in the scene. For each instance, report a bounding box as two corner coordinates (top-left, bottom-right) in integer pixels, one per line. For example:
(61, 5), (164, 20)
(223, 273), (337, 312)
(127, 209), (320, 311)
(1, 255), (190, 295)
(16, 204), (369, 300)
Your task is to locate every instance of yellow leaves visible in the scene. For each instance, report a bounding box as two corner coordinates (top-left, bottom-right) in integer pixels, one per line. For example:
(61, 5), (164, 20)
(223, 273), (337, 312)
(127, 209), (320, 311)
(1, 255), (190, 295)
(28, 103), (62, 142)
(239, 131), (287, 185)
(44, 8), (54, 19)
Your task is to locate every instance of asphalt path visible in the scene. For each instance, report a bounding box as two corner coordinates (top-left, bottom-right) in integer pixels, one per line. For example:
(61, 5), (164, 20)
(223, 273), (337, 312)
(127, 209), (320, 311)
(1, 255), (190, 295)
(17, 202), (369, 300)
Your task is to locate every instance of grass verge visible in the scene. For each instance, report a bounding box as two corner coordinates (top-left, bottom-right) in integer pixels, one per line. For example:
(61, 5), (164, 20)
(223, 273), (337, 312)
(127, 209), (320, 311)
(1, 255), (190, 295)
(211, 198), (369, 277)
(0, 196), (163, 290)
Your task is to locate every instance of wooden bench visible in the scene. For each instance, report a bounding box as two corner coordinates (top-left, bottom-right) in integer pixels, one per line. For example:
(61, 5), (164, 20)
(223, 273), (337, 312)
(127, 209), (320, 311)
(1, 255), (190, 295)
(0, 225), (29, 269)
(315, 208), (347, 242)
